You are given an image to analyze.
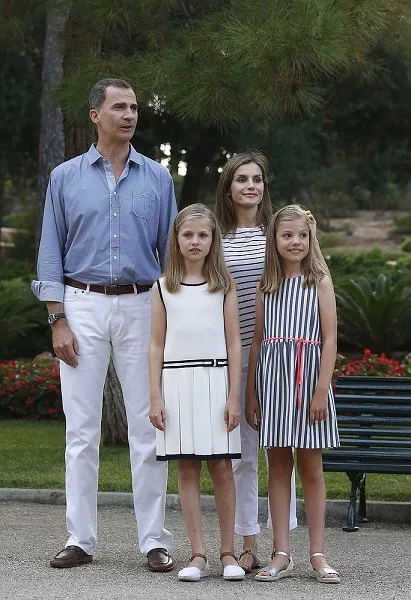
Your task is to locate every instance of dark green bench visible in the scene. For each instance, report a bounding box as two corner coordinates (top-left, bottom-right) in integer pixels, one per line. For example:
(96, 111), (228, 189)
(322, 375), (411, 531)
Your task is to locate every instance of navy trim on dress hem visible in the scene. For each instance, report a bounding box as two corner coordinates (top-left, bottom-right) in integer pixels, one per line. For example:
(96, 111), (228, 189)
(156, 453), (241, 461)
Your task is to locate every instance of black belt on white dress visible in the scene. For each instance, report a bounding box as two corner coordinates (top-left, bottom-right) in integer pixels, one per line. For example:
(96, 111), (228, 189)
(163, 358), (228, 369)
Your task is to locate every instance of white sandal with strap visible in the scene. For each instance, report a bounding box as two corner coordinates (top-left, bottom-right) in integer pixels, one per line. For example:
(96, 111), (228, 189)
(178, 553), (211, 581)
(255, 550), (294, 582)
(309, 552), (340, 584)
(220, 552), (245, 581)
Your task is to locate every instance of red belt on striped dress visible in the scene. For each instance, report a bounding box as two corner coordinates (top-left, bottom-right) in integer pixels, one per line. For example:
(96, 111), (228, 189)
(261, 336), (322, 409)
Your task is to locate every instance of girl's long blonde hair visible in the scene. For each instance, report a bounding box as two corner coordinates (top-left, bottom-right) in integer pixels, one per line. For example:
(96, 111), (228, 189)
(260, 204), (329, 293)
(214, 150), (273, 235)
(164, 203), (234, 294)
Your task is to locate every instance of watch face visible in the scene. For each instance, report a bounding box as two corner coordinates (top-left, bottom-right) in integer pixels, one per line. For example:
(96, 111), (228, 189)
(48, 314), (55, 324)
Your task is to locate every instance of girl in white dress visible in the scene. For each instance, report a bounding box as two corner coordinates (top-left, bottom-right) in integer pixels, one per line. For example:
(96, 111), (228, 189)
(149, 204), (245, 582)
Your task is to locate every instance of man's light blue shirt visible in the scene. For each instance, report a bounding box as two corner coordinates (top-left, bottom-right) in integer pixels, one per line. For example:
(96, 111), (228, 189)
(32, 144), (177, 303)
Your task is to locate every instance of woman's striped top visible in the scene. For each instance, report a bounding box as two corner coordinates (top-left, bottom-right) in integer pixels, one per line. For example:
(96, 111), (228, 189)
(222, 227), (266, 350)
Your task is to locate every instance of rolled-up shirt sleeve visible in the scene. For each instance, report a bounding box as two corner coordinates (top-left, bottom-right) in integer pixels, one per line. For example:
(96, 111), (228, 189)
(157, 173), (178, 270)
(31, 174), (67, 303)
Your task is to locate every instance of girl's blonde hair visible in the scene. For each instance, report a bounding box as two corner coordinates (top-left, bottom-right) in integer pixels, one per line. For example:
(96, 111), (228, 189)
(164, 203), (234, 294)
(214, 150), (273, 235)
(260, 204), (329, 293)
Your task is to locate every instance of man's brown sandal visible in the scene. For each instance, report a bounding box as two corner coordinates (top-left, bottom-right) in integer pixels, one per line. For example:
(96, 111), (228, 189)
(238, 549), (261, 573)
(147, 547), (174, 572)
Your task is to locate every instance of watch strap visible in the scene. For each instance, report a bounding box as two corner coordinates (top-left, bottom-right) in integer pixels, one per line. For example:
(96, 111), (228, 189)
(48, 312), (66, 325)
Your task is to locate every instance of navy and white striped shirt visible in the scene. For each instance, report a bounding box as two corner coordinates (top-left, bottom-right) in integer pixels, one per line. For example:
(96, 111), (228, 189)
(32, 144), (177, 303)
(222, 227), (266, 349)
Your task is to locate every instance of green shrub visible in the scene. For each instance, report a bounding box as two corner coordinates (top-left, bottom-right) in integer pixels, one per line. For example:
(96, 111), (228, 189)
(2, 212), (32, 229)
(0, 278), (51, 359)
(317, 231), (341, 248)
(393, 213), (411, 235)
(326, 248), (404, 287)
(336, 274), (411, 354)
(0, 258), (36, 281)
(400, 236), (411, 253)
(0, 359), (62, 419)
(397, 254), (411, 270)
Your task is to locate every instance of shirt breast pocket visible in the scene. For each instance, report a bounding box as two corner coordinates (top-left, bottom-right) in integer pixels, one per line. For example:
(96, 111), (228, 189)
(132, 191), (152, 220)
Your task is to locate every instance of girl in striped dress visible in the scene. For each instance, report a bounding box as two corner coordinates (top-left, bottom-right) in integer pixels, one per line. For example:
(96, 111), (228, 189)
(149, 204), (245, 582)
(246, 204), (340, 583)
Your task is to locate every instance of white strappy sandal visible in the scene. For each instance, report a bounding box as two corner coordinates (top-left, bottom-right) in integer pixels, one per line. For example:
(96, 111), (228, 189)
(309, 552), (340, 584)
(255, 550), (294, 581)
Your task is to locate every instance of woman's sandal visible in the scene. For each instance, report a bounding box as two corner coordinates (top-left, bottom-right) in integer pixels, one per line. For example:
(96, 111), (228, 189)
(178, 553), (211, 582)
(238, 549), (261, 573)
(255, 550), (294, 582)
(220, 552), (245, 581)
(309, 552), (340, 584)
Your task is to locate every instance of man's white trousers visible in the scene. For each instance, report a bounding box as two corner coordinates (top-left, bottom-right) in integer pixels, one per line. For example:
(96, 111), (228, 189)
(60, 286), (173, 555)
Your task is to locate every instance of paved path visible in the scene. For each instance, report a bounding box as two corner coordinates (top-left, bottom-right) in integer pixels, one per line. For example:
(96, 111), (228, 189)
(1, 501), (410, 600)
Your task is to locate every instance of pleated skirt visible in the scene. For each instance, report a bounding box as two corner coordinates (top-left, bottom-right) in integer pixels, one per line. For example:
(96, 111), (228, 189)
(156, 365), (241, 460)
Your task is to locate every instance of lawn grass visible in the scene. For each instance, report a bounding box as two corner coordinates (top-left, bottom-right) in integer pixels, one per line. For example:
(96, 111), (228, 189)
(1, 420), (410, 501)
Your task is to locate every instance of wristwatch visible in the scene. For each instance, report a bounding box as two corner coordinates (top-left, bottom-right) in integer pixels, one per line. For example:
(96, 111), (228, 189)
(48, 313), (66, 325)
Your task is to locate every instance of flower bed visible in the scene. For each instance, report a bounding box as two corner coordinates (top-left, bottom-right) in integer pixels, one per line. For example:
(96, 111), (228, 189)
(334, 348), (411, 378)
(0, 350), (410, 419)
(0, 360), (63, 419)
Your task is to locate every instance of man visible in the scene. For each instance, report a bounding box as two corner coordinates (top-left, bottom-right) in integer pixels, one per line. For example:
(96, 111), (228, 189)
(32, 78), (176, 571)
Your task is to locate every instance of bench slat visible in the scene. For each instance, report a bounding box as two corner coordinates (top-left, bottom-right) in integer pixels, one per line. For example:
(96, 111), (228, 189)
(338, 439), (411, 448)
(322, 461), (411, 474)
(335, 403), (410, 414)
(323, 447), (411, 459)
(337, 415), (411, 426)
(338, 427), (411, 437)
(336, 394), (411, 404)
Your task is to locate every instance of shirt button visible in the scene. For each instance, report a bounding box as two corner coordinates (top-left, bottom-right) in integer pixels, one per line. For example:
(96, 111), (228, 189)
(114, 278), (118, 281)
(113, 256), (117, 260)
(113, 212), (117, 216)
(114, 234), (117, 238)
(113, 191), (117, 195)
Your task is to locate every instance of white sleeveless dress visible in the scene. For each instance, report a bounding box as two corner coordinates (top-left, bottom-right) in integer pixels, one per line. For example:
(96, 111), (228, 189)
(155, 277), (241, 461)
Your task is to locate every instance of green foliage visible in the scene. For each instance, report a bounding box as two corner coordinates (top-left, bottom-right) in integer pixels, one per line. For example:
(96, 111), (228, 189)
(0, 278), (51, 359)
(336, 274), (411, 353)
(317, 231), (342, 248)
(326, 248), (402, 286)
(59, 0), (401, 128)
(0, 359), (62, 419)
(0, 259), (35, 282)
(400, 236), (411, 253)
(394, 213), (411, 235)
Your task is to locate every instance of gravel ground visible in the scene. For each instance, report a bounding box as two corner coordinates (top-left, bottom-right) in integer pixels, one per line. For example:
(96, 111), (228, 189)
(1, 501), (410, 600)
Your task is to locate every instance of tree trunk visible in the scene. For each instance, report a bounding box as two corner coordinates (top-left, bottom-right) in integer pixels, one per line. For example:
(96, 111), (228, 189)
(102, 358), (128, 445)
(36, 0), (72, 248)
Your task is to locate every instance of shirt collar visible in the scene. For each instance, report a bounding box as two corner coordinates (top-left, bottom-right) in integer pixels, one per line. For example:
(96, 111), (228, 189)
(87, 143), (143, 166)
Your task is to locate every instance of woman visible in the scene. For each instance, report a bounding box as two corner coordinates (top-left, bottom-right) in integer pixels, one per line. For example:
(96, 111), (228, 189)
(215, 150), (298, 572)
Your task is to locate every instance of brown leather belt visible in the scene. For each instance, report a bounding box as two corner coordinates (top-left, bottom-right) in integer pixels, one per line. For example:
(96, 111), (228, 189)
(65, 277), (152, 295)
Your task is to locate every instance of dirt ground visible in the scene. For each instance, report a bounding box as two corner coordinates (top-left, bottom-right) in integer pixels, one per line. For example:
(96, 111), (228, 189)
(328, 210), (407, 252)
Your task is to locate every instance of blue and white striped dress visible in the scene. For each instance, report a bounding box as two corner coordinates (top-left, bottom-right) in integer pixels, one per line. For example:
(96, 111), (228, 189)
(257, 276), (339, 449)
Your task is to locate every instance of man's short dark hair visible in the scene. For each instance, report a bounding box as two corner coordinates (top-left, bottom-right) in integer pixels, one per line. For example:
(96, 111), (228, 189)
(89, 78), (133, 110)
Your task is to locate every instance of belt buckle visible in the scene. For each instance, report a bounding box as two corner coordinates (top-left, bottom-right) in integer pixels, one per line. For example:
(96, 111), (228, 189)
(104, 284), (118, 295)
